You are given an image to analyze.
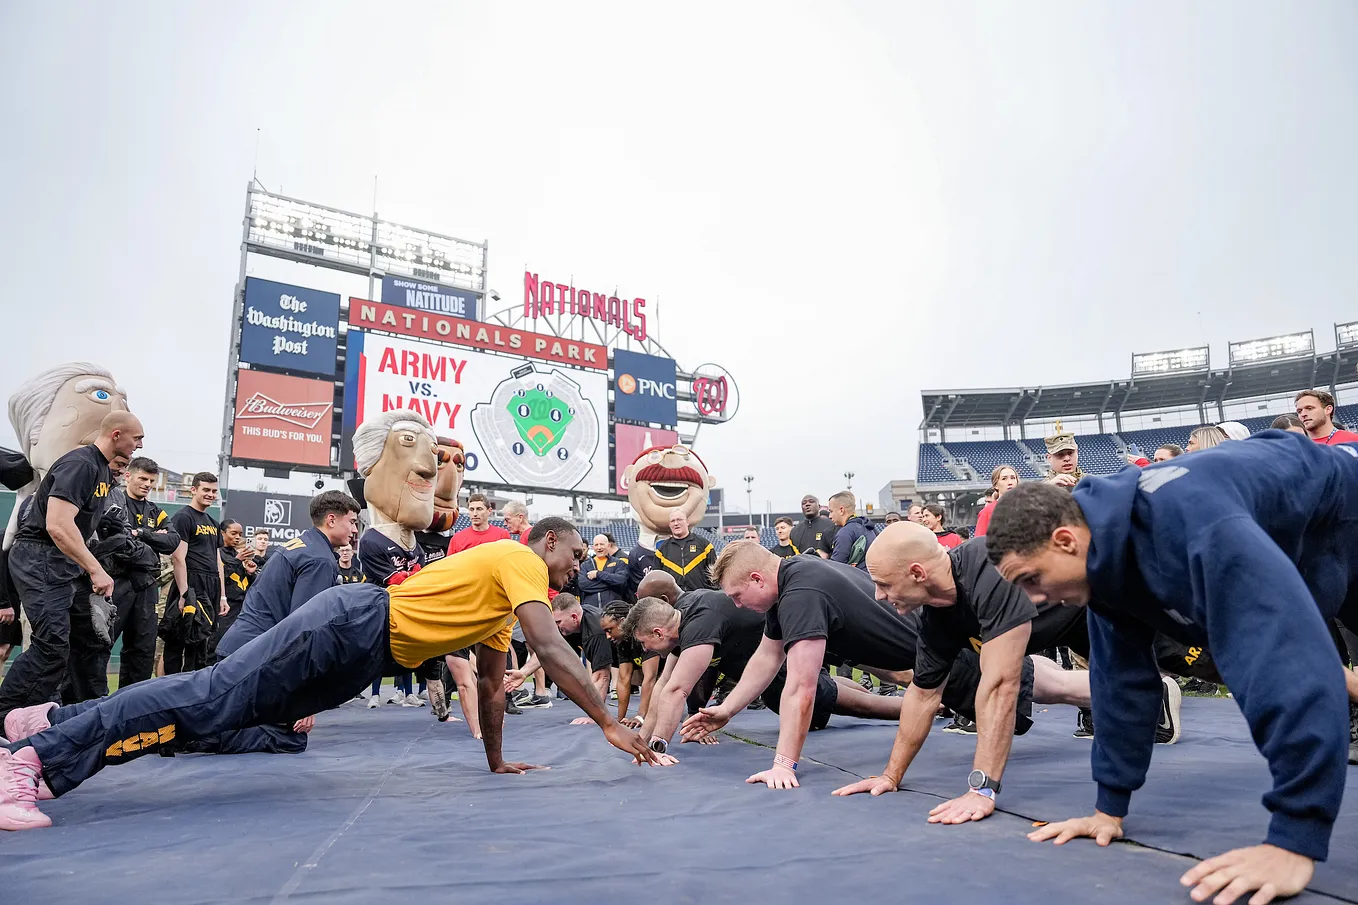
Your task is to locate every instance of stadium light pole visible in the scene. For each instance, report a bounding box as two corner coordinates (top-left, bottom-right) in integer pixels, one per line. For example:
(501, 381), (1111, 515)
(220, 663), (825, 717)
(844, 470), (855, 515)
(743, 474), (754, 524)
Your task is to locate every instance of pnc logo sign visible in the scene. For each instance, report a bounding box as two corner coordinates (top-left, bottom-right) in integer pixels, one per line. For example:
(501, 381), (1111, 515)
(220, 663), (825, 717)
(617, 372), (675, 399)
(612, 350), (678, 427)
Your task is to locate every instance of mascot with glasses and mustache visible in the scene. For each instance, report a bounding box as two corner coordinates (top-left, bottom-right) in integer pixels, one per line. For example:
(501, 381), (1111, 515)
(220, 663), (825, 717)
(621, 445), (716, 597)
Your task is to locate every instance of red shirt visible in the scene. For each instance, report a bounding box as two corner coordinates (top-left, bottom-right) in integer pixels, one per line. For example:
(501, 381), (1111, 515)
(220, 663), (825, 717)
(974, 502), (996, 538)
(447, 524), (512, 555)
(935, 530), (963, 549)
(1314, 428), (1358, 445)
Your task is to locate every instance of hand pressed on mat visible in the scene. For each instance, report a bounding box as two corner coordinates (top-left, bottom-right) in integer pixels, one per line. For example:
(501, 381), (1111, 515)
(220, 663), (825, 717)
(747, 764), (798, 789)
(831, 776), (897, 797)
(680, 706), (730, 741)
(928, 790), (995, 824)
(493, 762), (548, 774)
(1180, 845), (1313, 905)
(1028, 811), (1124, 846)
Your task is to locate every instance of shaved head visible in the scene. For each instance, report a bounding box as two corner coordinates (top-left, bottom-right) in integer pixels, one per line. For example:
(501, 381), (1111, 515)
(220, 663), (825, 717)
(101, 410), (142, 436)
(867, 521), (946, 570)
(637, 570), (681, 605)
(865, 521), (956, 615)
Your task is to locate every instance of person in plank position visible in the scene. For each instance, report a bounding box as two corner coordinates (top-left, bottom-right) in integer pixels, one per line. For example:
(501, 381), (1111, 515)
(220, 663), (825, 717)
(0, 519), (658, 830)
(986, 432), (1358, 905)
(831, 523), (1178, 823)
(678, 542), (1009, 788)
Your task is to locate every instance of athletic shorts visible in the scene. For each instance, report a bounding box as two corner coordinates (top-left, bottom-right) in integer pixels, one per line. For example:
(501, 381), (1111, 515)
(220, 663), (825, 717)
(447, 647), (472, 661)
(934, 650), (1036, 735)
(760, 669), (839, 731)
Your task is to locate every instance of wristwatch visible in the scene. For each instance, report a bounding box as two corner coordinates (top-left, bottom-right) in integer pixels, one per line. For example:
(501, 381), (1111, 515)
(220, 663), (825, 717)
(648, 737), (668, 754)
(968, 769), (1001, 797)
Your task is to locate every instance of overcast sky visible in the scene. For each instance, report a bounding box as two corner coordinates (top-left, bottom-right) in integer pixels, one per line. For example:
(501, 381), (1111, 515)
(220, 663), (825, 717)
(2, 1), (1356, 514)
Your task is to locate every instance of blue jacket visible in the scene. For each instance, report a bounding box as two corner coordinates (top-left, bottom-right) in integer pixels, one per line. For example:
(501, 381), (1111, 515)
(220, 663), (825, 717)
(216, 527), (340, 658)
(1076, 431), (1358, 861)
(626, 544), (658, 600)
(830, 516), (878, 570)
(577, 552), (631, 608)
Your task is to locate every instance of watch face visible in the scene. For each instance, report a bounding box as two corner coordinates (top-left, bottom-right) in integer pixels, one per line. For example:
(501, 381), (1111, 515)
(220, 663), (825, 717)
(968, 769), (985, 789)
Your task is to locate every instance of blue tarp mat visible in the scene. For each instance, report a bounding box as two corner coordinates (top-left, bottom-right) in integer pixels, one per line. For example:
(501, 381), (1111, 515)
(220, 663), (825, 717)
(1, 694), (1353, 904)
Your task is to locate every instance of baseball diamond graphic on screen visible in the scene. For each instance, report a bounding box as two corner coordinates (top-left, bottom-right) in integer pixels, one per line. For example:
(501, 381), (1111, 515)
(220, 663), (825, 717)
(470, 362), (600, 490)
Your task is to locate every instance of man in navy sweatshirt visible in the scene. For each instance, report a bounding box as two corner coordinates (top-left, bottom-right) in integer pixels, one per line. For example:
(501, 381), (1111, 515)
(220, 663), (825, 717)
(985, 430), (1358, 905)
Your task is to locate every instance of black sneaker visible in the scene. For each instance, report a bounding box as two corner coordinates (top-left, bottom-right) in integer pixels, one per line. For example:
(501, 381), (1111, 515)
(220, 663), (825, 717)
(1074, 708), (1094, 739)
(746, 698), (766, 711)
(510, 689), (532, 708)
(504, 694), (523, 715)
(857, 673), (874, 693)
(1154, 675), (1181, 745)
(519, 694), (553, 709)
(943, 714), (977, 734)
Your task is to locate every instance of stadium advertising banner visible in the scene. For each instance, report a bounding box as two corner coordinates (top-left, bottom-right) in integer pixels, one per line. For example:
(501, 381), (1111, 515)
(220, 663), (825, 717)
(349, 299), (606, 370)
(239, 277), (340, 376)
(231, 369), (335, 468)
(224, 490), (315, 546)
(613, 424), (679, 494)
(380, 274), (479, 320)
(612, 349), (677, 426)
(345, 330), (609, 494)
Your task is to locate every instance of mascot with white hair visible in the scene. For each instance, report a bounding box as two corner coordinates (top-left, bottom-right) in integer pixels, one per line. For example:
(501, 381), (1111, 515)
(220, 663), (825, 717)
(351, 408), (464, 720)
(5, 363), (128, 549)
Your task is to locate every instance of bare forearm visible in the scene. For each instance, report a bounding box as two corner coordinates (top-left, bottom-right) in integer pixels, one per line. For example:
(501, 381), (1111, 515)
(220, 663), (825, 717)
(882, 686), (940, 784)
(638, 666), (658, 717)
(719, 648), (783, 715)
(172, 554), (188, 595)
(49, 521), (101, 575)
(973, 675), (1019, 779)
(592, 669), (611, 703)
(477, 675), (506, 768)
(775, 685), (815, 762)
(518, 653), (541, 676)
(616, 663), (634, 719)
(652, 685), (690, 743)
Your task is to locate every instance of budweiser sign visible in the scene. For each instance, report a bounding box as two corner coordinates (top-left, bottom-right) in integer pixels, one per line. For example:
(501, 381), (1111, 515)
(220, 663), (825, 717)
(231, 369), (335, 469)
(236, 392), (333, 429)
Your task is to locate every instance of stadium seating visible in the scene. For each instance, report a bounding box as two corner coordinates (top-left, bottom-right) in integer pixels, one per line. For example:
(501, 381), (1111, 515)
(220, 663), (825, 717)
(942, 441), (1043, 482)
(917, 444), (956, 483)
(921, 413), (1358, 486)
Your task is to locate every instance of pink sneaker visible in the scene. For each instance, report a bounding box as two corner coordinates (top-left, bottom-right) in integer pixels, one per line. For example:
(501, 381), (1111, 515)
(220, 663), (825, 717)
(0, 747), (50, 830)
(3, 702), (56, 744)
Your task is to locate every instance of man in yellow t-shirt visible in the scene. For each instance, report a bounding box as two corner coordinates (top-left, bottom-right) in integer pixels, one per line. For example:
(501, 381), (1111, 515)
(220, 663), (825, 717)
(0, 518), (657, 829)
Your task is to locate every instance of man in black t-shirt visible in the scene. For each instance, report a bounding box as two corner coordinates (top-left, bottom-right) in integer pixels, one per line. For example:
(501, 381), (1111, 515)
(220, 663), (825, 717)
(624, 572), (768, 755)
(159, 472), (226, 674)
(823, 524), (1100, 818)
(681, 542), (986, 789)
(789, 495), (836, 560)
(0, 412), (143, 724)
(771, 517), (800, 559)
(598, 600), (660, 727)
(336, 544), (365, 583)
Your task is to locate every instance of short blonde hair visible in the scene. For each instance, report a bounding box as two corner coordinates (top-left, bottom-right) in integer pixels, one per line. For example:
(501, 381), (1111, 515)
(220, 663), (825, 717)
(709, 539), (775, 588)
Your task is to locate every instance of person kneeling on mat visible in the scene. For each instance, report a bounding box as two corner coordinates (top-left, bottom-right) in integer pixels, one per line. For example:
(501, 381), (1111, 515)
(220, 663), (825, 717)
(0, 519), (659, 831)
(987, 432), (1358, 905)
(832, 523), (1177, 822)
(680, 542), (965, 788)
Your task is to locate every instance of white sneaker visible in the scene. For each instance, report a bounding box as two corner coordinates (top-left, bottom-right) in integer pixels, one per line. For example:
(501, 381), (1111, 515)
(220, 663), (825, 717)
(403, 693), (423, 707)
(387, 691), (405, 705)
(367, 694), (380, 709)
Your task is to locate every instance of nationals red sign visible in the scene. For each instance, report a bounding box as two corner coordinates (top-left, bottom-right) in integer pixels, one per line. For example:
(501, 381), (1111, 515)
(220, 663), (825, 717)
(349, 299), (607, 370)
(231, 369), (335, 468)
(522, 271), (648, 342)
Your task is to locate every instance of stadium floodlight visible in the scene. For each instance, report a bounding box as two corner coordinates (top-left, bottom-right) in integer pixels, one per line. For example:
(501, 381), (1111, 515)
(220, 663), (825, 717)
(1336, 321), (1358, 350)
(246, 188), (486, 293)
(1131, 346), (1210, 377)
(1227, 330), (1314, 366)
